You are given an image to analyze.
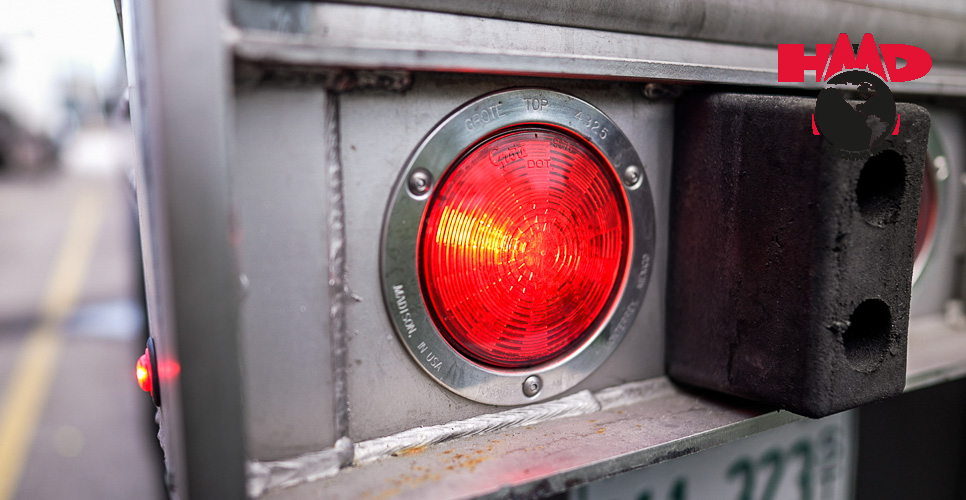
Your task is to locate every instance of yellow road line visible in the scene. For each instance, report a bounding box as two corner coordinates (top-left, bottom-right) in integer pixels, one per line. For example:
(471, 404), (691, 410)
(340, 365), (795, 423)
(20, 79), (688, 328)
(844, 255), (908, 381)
(0, 188), (106, 500)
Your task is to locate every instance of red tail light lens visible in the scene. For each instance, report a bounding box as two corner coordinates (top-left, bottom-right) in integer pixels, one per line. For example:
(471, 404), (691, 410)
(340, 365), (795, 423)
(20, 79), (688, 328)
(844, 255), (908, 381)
(419, 128), (630, 368)
(136, 349), (153, 394)
(914, 156), (939, 262)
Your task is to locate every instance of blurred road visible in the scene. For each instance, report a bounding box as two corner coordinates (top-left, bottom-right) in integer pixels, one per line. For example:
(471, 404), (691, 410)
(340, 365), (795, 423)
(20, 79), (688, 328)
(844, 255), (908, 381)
(0, 168), (164, 499)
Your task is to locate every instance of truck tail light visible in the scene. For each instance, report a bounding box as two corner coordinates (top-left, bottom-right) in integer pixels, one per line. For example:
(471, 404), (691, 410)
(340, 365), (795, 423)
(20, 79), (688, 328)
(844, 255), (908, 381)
(419, 128), (630, 368)
(383, 89), (655, 404)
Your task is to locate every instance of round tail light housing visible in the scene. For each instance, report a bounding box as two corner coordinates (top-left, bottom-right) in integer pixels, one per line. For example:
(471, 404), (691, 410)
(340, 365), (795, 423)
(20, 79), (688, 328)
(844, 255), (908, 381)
(382, 89), (655, 405)
(912, 129), (951, 285)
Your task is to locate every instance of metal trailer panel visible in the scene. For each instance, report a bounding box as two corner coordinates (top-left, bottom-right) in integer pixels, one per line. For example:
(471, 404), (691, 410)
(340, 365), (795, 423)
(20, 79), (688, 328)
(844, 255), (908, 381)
(233, 0), (966, 63)
(336, 76), (672, 441)
(228, 3), (966, 97)
(233, 89), (339, 460)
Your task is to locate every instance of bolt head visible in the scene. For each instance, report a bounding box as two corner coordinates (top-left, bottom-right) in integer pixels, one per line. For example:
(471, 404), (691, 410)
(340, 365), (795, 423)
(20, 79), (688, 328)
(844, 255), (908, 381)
(934, 155), (949, 181)
(408, 169), (433, 196)
(623, 166), (642, 188)
(523, 375), (542, 397)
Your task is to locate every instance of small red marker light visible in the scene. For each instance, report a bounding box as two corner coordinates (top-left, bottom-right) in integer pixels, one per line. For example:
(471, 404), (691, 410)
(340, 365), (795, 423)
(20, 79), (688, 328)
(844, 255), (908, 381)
(136, 349), (152, 394)
(138, 338), (162, 406)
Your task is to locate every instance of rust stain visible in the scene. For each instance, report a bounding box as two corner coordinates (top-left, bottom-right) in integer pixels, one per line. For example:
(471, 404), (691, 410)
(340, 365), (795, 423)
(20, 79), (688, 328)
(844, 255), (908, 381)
(595, 427), (606, 434)
(394, 445), (427, 457)
(461, 456), (488, 471)
(588, 419), (597, 423)
(435, 446), (494, 473)
(368, 440), (506, 499)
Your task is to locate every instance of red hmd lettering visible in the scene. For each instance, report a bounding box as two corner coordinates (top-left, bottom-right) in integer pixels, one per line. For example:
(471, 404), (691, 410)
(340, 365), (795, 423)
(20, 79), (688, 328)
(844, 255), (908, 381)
(880, 44), (932, 83)
(778, 43), (832, 83)
(778, 33), (932, 83)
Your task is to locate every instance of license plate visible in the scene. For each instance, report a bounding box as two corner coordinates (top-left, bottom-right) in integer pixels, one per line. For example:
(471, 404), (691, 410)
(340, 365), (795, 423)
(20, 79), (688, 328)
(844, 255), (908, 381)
(574, 411), (856, 500)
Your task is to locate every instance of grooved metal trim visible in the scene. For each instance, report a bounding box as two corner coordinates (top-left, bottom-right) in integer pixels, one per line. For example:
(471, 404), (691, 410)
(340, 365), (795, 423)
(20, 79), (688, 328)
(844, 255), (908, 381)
(228, 3), (966, 97)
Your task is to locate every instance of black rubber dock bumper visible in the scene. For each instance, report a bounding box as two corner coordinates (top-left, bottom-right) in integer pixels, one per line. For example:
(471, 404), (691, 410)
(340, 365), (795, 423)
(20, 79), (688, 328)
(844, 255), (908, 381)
(666, 93), (930, 418)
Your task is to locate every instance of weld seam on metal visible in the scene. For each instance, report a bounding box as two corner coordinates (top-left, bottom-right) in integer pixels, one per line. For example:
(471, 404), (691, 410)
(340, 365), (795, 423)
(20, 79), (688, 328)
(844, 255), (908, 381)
(354, 389), (602, 465)
(594, 377), (678, 411)
(350, 377), (678, 465)
(245, 377), (677, 496)
(247, 436), (353, 497)
(325, 92), (350, 440)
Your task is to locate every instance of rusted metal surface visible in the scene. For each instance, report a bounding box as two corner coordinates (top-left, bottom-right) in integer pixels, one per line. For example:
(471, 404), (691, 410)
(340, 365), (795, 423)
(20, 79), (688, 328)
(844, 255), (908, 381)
(262, 379), (797, 500)
(258, 312), (966, 499)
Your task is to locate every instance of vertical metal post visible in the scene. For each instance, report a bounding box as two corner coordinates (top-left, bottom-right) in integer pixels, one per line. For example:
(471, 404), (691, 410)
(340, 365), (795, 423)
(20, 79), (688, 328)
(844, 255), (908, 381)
(124, 0), (246, 496)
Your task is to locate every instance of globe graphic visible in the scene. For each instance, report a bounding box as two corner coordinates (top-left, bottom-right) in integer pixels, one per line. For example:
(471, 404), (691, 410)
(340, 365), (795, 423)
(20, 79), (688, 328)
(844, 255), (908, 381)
(814, 70), (897, 152)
